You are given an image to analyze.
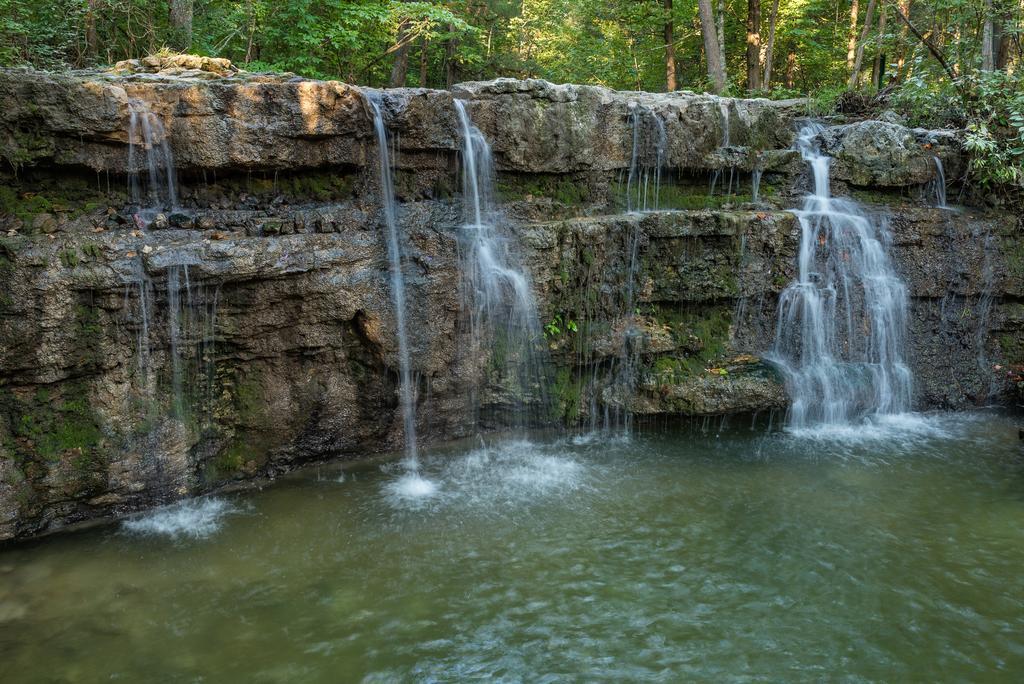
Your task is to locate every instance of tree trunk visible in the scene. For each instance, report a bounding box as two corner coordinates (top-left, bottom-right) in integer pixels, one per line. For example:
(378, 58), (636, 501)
(848, 0), (877, 88)
(444, 24), (458, 89)
(981, 0), (995, 71)
(85, 0), (98, 59)
(847, 0), (861, 71)
(389, 19), (411, 88)
(716, 0), (726, 76)
(785, 50), (796, 88)
(762, 0), (781, 87)
(872, 4), (887, 88)
(665, 0), (677, 91)
(168, 0), (193, 52)
(995, 10), (1013, 70)
(244, 0), (257, 64)
(419, 37), (429, 87)
(747, 0), (762, 90)
(895, 0), (912, 80)
(699, 0), (727, 92)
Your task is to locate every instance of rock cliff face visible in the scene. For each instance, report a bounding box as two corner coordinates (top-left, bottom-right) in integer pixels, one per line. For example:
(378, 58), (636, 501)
(0, 62), (1021, 541)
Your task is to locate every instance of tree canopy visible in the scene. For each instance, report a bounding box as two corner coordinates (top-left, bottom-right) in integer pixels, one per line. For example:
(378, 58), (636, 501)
(0, 1), (1019, 96)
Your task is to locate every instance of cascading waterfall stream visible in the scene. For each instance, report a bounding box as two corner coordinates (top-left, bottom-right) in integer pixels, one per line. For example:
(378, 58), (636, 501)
(770, 124), (913, 429)
(709, 98), (737, 197)
(931, 156), (948, 208)
(595, 104), (669, 434)
(624, 103), (667, 213)
(365, 93), (430, 492)
(453, 100), (547, 430)
(127, 99), (178, 222)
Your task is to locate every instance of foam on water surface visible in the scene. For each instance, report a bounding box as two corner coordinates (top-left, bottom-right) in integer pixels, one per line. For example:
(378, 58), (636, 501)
(121, 497), (236, 540)
(382, 440), (587, 512)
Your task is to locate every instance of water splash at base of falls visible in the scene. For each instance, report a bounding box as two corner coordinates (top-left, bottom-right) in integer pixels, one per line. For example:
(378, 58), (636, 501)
(770, 124), (913, 429)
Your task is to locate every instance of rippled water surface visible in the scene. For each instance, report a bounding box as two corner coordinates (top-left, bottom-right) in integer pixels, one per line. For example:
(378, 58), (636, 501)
(2, 413), (1024, 682)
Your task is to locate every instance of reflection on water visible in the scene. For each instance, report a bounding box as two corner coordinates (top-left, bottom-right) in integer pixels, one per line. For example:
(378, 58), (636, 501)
(2, 412), (1023, 682)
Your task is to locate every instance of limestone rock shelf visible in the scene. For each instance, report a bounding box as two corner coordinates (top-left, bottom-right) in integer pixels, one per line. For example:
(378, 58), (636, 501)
(0, 63), (1020, 541)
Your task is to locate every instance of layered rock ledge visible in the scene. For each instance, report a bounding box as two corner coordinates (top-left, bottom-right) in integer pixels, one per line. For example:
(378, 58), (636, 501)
(0, 63), (1020, 541)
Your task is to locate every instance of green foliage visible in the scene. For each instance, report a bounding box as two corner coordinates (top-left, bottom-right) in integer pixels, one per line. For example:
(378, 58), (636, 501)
(891, 70), (1024, 198)
(0, 0), (84, 68)
(543, 313), (578, 339)
(4, 384), (104, 463)
(550, 366), (582, 424)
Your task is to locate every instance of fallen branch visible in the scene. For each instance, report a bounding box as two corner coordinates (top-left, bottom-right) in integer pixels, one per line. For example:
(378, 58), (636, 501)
(892, 6), (958, 83)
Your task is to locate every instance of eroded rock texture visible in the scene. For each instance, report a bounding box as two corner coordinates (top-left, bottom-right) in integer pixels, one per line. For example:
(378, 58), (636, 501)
(0, 63), (1020, 540)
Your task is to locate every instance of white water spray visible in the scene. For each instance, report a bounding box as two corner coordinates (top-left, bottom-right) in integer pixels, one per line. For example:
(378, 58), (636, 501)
(454, 100), (547, 427)
(770, 124), (913, 428)
(127, 99), (177, 220)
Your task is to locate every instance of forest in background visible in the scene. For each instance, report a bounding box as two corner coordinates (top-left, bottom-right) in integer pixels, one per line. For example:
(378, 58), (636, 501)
(1, 1), (1023, 192)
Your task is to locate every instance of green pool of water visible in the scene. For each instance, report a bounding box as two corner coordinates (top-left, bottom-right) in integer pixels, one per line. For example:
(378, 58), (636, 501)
(2, 412), (1023, 682)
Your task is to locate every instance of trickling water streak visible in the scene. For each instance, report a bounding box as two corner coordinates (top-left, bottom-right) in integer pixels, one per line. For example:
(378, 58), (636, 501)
(127, 99), (177, 219)
(718, 100), (730, 148)
(454, 100), (548, 430)
(625, 104), (667, 214)
(975, 232), (997, 401)
(770, 124), (913, 428)
(931, 156), (947, 208)
(709, 99), (736, 198)
(126, 256), (155, 384)
(366, 93), (419, 467)
(751, 168), (763, 203)
(611, 103), (667, 433)
(167, 266), (184, 416)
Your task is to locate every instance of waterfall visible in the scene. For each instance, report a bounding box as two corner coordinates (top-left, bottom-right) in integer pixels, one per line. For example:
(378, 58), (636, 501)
(770, 124), (913, 428)
(127, 99), (178, 221)
(709, 99), (737, 198)
(931, 156), (947, 208)
(125, 258), (219, 423)
(604, 103), (667, 433)
(718, 100), (730, 148)
(751, 168), (763, 203)
(453, 100), (547, 429)
(624, 104), (667, 213)
(365, 93), (421, 470)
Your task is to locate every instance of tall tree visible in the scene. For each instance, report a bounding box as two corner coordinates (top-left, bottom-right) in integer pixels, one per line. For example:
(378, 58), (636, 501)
(717, 0), (726, 76)
(847, 0), (861, 71)
(698, 0), (727, 92)
(871, 3), (888, 87)
(444, 23), (458, 88)
(389, 18), (411, 87)
(894, 0), (912, 80)
(849, 0), (878, 87)
(982, 0), (996, 71)
(747, 0), (762, 90)
(168, 0), (194, 52)
(762, 0), (781, 88)
(85, 0), (99, 59)
(664, 0), (677, 91)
